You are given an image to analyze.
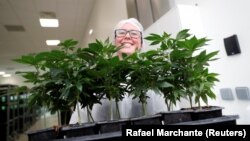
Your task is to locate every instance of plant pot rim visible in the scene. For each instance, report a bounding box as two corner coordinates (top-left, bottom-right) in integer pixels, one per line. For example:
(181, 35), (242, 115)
(62, 122), (96, 131)
(27, 127), (55, 135)
(130, 114), (162, 121)
(170, 115), (239, 125)
(97, 118), (130, 124)
(50, 131), (122, 141)
(158, 109), (193, 114)
(181, 106), (224, 112)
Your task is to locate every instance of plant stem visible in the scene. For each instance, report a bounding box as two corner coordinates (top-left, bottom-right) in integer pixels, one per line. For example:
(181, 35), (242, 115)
(142, 102), (147, 116)
(198, 100), (201, 110)
(76, 102), (82, 124)
(87, 106), (94, 122)
(188, 93), (193, 108)
(57, 110), (61, 126)
(165, 99), (170, 111)
(115, 101), (120, 119)
(43, 109), (47, 127)
(110, 99), (113, 120)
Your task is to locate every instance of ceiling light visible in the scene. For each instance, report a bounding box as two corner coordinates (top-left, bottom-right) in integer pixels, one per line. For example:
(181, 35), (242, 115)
(39, 19), (59, 27)
(39, 11), (59, 27)
(89, 29), (93, 35)
(0, 71), (5, 75)
(3, 74), (11, 77)
(46, 40), (60, 46)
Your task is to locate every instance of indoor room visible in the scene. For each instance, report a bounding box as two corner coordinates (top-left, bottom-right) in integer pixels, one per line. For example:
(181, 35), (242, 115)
(0, 0), (249, 141)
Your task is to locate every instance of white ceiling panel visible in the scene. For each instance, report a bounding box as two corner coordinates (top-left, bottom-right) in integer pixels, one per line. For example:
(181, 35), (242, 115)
(0, 0), (95, 73)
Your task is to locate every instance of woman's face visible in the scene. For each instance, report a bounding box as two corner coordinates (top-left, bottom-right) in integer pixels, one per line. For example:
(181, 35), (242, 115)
(115, 23), (142, 56)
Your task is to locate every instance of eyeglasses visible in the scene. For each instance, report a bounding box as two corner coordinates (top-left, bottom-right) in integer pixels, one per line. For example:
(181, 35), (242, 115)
(115, 29), (142, 38)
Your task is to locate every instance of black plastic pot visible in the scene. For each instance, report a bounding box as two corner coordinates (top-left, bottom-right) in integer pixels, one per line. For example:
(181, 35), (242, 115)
(28, 106), (238, 141)
(159, 110), (193, 125)
(62, 122), (98, 138)
(171, 115), (239, 125)
(189, 106), (223, 120)
(97, 118), (130, 133)
(27, 127), (63, 141)
(130, 114), (162, 125)
(51, 131), (122, 141)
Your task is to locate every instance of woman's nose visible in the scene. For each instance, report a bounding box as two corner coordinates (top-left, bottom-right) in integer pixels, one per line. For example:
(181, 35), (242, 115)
(124, 32), (131, 38)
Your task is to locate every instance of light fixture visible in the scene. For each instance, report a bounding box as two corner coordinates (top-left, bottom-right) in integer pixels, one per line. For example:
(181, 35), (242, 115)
(39, 19), (59, 27)
(3, 74), (11, 77)
(89, 29), (93, 35)
(0, 71), (5, 75)
(46, 40), (60, 46)
(39, 11), (59, 27)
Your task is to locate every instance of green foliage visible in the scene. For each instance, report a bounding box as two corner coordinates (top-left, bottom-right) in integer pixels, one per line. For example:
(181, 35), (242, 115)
(145, 29), (219, 109)
(13, 39), (128, 115)
(14, 29), (220, 119)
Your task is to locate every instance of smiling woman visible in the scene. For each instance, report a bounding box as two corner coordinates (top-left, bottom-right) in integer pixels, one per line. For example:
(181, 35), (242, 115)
(113, 18), (145, 118)
(114, 18), (144, 59)
(69, 18), (145, 124)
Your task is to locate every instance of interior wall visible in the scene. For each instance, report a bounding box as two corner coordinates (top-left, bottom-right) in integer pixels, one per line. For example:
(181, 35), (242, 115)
(143, 7), (182, 52)
(196, 0), (250, 124)
(144, 0), (250, 124)
(71, 0), (129, 122)
(82, 0), (128, 47)
(142, 7), (183, 115)
(0, 68), (34, 87)
(135, 0), (154, 29)
(126, 0), (173, 31)
(150, 0), (171, 21)
(1, 0), (128, 86)
(126, 0), (138, 19)
(2, 0), (249, 124)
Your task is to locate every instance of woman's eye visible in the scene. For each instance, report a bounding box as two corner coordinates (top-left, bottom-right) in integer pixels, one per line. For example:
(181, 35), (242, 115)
(120, 31), (126, 35)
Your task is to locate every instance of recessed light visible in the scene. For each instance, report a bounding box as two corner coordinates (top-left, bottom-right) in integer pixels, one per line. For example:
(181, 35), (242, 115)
(46, 40), (60, 46)
(89, 29), (93, 35)
(3, 74), (11, 77)
(0, 71), (5, 75)
(39, 18), (59, 27)
(39, 11), (59, 28)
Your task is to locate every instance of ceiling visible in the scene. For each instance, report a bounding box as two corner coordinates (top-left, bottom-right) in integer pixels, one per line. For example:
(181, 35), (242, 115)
(0, 0), (95, 75)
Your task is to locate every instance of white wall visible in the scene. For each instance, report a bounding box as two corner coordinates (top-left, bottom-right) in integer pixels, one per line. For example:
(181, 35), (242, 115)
(70, 0), (129, 123)
(142, 7), (183, 114)
(143, 7), (182, 52)
(197, 0), (250, 125)
(144, 0), (250, 124)
(0, 69), (34, 88)
(81, 0), (128, 47)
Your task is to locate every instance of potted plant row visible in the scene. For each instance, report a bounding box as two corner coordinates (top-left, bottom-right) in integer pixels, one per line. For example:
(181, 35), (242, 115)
(14, 38), (133, 140)
(13, 29), (238, 141)
(122, 29), (233, 125)
(143, 29), (226, 124)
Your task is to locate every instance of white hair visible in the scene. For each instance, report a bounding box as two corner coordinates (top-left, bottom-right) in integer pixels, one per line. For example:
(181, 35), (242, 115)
(113, 18), (144, 44)
(114, 18), (144, 32)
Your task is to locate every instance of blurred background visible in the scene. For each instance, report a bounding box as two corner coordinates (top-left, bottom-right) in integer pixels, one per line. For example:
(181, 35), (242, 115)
(1, 0), (250, 141)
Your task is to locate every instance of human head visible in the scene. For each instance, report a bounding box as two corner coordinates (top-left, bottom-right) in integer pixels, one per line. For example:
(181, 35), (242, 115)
(113, 18), (143, 58)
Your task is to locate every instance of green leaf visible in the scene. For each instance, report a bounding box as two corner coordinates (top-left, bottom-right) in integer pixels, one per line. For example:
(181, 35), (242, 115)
(144, 33), (162, 41)
(176, 29), (190, 40)
(159, 82), (174, 88)
(76, 81), (83, 92)
(13, 55), (37, 66)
